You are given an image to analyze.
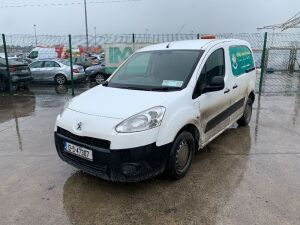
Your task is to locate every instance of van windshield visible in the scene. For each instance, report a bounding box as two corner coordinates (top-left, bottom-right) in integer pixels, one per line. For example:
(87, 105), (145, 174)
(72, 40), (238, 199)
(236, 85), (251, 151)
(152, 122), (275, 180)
(107, 50), (204, 91)
(28, 51), (38, 59)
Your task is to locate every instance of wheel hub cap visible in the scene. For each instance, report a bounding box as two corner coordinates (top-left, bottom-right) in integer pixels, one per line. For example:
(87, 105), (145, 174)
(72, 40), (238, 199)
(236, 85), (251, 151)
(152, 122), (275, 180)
(176, 140), (190, 171)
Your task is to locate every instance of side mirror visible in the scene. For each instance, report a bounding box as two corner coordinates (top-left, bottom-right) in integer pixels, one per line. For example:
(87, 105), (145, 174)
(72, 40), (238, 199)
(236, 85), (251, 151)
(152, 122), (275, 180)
(202, 76), (225, 93)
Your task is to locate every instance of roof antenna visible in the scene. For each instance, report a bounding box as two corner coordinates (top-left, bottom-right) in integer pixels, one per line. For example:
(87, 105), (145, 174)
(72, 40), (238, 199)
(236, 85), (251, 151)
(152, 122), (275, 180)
(166, 42), (171, 48)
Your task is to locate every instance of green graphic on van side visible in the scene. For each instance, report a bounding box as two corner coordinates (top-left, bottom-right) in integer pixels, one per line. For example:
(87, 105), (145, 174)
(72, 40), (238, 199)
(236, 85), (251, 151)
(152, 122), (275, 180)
(229, 46), (254, 76)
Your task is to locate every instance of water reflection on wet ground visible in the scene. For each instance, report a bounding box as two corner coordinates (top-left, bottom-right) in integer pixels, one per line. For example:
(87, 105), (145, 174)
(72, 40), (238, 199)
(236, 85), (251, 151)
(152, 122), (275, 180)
(0, 84), (300, 225)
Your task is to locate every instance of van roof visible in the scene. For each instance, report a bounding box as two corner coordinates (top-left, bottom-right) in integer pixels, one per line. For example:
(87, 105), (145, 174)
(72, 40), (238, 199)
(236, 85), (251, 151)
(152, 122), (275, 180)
(138, 39), (250, 52)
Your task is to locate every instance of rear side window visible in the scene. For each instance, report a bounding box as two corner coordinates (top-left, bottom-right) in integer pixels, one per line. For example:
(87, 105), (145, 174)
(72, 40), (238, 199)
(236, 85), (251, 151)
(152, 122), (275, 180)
(44, 61), (60, 68)
(229, 46), (254, 76)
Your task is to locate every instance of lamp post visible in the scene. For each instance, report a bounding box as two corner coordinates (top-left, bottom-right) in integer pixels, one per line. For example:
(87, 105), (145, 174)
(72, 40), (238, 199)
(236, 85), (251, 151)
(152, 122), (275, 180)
(84, 0), (89, 52)
(94, 26), (97, 47)
(145, 28), (149, 43)
(34, 24), (37, 46)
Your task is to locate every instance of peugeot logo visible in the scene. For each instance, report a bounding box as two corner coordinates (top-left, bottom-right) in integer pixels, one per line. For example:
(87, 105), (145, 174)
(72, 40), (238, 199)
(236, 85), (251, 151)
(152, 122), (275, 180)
(76, 122), (83, 131)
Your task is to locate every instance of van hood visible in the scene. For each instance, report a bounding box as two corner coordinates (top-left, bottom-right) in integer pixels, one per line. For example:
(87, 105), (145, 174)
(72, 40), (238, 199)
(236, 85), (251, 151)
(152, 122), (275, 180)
(68, 86), (175, 119)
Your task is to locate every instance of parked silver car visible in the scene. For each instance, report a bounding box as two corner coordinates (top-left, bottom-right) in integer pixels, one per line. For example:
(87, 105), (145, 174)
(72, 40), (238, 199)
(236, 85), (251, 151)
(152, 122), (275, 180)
(29, 59), (85, 85)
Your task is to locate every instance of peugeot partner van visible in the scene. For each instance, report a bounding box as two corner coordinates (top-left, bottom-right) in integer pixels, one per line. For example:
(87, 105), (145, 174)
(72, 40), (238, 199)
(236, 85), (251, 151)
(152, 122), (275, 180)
(54, 39), (256, 182)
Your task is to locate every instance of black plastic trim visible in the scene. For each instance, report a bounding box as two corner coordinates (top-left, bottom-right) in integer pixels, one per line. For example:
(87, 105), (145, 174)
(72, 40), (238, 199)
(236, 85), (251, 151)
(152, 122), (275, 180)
(245, 67), (255, 73)
(56, 133), (110, 153)
(205, 97), (245, 133)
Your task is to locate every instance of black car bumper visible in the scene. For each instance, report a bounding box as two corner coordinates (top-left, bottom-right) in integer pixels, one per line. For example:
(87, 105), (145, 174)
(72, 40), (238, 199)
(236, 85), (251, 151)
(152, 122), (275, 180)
(54, 129), (171, 182)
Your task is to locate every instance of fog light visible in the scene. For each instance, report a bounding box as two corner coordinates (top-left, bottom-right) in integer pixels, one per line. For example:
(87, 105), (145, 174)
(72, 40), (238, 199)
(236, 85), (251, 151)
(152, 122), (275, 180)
(121, 163), (141, 176)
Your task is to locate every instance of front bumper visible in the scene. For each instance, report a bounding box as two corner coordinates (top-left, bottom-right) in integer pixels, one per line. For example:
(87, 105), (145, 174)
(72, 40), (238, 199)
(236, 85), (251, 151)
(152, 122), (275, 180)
(85, 70), (97, 77)
(54, 128), (171, 182)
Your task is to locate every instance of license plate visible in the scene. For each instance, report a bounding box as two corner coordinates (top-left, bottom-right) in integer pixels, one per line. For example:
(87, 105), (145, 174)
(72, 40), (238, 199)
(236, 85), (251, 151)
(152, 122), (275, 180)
(64, 142), (93, 161)
(21, 69), (29, 73)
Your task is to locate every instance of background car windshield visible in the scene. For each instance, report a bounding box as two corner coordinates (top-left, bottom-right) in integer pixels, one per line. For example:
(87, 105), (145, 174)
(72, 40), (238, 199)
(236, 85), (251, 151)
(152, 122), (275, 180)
(108, 50), (203, 90)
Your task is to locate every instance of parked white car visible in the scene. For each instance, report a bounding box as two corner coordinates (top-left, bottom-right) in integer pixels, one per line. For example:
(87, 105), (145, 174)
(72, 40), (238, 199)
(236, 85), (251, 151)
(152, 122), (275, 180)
(54, 39), (256, 182)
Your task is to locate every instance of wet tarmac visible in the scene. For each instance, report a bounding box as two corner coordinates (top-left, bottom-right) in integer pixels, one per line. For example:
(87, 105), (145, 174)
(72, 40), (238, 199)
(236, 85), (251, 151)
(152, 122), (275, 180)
(1, 84), (300, 225)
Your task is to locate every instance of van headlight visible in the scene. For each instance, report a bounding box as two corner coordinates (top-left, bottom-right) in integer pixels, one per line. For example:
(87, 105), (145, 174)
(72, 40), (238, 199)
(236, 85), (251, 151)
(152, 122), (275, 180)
(115, 106), (166, 133)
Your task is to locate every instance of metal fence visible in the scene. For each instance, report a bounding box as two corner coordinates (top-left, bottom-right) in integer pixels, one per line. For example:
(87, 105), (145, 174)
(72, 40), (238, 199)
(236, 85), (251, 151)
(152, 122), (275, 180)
(1, 32), (300, 95)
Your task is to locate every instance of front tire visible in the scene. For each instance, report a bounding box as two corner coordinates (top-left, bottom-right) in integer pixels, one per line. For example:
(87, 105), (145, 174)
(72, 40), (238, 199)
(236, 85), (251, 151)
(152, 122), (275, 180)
(55, 74), (67, 85)
(237, 98), (253, 126)
(167, 131), (195, 179)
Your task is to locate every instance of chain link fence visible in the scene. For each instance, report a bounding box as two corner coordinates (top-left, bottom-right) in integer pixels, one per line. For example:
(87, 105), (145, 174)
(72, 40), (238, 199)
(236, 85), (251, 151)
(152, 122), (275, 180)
(1, 32), (300, 95)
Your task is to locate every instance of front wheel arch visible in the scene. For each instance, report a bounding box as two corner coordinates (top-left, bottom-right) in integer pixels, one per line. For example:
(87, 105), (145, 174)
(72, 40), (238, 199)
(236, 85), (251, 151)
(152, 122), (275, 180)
(167, 131), (196, 179)
(248, 91), (255, 104)
(173, 123), (200, 152)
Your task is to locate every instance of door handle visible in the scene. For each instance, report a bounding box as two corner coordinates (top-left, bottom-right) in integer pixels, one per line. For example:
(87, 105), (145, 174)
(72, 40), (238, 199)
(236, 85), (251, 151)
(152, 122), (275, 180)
(224, 88), (230, 94)
(233, 84), (238, 89)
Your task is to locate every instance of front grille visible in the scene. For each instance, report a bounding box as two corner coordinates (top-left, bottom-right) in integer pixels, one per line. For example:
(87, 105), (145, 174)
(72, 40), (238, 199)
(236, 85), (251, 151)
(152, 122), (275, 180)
(15, 66), (29, 71)
(15, 74), (31, 77)
(57, 127), (110, 149)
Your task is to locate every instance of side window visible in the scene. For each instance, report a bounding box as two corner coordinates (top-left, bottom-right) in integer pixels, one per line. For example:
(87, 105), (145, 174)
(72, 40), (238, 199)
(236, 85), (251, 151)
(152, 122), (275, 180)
(29, 61), (44, 68)
(229, 46), (254, 76)
(28, 51), (38, 59)
(205, 48), (225, 83)
(193, 49), (225, 99)
(53, 62), (60, 67)
(44, 61), (60, 68)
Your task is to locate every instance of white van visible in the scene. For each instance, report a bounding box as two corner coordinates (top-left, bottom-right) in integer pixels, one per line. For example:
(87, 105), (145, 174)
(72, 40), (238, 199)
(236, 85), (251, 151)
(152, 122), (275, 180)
(54, 39), (256, 182)
(27, 47), (58, 60)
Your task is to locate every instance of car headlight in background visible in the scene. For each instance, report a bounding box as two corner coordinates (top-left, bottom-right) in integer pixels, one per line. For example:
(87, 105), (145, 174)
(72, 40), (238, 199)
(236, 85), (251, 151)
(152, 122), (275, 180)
(115, 106), (166, 133)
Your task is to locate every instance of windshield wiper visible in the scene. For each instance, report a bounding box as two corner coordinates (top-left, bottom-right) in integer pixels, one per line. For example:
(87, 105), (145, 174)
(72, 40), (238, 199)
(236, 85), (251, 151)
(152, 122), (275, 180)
(150, 86), (182, 91)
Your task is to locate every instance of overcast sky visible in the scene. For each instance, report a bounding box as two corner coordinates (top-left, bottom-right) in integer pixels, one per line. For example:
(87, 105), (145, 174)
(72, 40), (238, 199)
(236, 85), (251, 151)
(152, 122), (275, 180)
(0, 0), (299, 35)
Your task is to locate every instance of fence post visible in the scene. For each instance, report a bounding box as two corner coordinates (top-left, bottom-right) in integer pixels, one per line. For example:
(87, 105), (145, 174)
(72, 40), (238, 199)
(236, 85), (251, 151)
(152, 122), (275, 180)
(2, 34), (12, 95)
(68, 34), (75, 96)
(259, 32), (268, 94)
(288, 48), (296, 74)
(132, 33), (135, 44)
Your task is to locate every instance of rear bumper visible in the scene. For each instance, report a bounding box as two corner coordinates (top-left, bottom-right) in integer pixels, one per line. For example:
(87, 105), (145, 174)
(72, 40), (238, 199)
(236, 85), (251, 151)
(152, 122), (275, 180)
(69, 73), (86, 81)
(55, 132), (171, 182)
(11, 75), (33, 83)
